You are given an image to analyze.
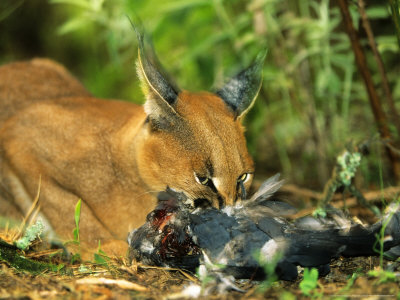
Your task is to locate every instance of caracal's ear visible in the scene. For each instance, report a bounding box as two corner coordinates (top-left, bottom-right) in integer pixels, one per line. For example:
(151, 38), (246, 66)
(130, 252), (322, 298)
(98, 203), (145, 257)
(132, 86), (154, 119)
(216, 51), (266, 120)
(131, 19), (180, 129)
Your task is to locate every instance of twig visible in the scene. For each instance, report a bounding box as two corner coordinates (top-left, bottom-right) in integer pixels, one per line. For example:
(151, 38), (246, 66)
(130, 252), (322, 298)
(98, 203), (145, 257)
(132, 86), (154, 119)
(287, 185), (400, 219)
(280, 184), (322, 201)
(381, 138), (400, 156)
(11, 176), (41, 241)
(331, 186), (400, 207)
(358, 0), (400, 134)
(281, 184), (400, 203)
(337, 0), (400, 182)
(75, 277), (148, 292)
(388, 0), (400, 49)
(135, 264), (199, 282)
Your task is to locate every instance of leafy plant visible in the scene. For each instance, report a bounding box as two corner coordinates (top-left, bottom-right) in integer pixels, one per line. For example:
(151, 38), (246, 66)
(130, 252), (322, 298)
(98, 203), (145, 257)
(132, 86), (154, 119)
(341, 271), (360, 292)
(316, 143), (380, 216)
(254, 250), (281, 293)
(368, 268), (397, 285)
(0, 239), (67, 274)
(279, 291), (296, 300)
(372, 200), (400, 267)
(68, 199), (82, 263)
(94, 240), (111, 265)
(299, 267), (322, 297)
(73, 199), (81, 244)
(369, 199), (400, 284)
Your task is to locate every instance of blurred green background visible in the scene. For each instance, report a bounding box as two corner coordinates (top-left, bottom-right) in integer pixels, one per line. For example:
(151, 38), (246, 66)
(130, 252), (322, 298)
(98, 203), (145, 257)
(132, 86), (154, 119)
(1, 0), (399, 190)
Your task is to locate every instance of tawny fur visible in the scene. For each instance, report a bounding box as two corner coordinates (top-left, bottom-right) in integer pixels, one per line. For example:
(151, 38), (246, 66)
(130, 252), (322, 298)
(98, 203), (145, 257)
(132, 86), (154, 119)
(0, 59), (254, 257)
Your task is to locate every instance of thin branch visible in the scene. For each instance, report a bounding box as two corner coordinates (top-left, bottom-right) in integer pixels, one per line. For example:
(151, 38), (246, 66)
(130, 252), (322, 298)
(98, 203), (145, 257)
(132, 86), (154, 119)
(337, 0), (400, 182)
(358, 0), (400, 135)
(75, 277), (148, 292)
(286, 185), (400, 219)
(281, 184), (322, 201)
(388, 0), (400, 49)
(281, 184), (400, 203)
(331, 185), (400, 207)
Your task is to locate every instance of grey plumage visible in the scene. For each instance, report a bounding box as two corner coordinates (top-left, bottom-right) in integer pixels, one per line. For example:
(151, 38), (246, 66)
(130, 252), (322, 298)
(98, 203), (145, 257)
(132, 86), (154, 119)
(128, 175), (400, 280)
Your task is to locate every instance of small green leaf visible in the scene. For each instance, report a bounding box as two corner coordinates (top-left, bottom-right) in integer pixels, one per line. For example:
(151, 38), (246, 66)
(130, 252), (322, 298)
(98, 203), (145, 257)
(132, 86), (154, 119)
(279, 291), (296, 300)
(300, 268), (319, 296)
(94, 241), (110, 265)
(313, 207), (327, 218)
(56, 264), (65, 272)
(341, 272), (359, 291)
(73, 199), (81, 243)
(71, 253), (81, 264)
(368, 269), (396, 284)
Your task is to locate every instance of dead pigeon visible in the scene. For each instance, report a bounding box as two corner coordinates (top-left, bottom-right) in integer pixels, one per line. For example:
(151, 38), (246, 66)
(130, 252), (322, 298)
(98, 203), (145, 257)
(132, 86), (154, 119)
(128, 175), (400, 280)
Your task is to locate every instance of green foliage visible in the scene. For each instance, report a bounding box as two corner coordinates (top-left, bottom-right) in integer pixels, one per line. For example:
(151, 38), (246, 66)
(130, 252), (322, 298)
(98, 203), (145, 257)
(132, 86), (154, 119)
(312, 206), (327, 218)
(336, 151), (361, 186)
(254, 250), (281, 293)
(14, 220), (44, 250)
(279, 291), (296, 300)
(67, 199), (82, 263)
(0, 239), (68, 274)
(341, 271), (360, 291)
(368, 269), (397, 284)
(73, 199), (81, 244)
(388, 0), (400, 48)
(373, 202), (400, 265)
(0, 0), (24, 21)
(2, 0), (399, 188)
(94, 241), (111, 265)
(317, 144), (380, 216)
(299, 267), (320, 297)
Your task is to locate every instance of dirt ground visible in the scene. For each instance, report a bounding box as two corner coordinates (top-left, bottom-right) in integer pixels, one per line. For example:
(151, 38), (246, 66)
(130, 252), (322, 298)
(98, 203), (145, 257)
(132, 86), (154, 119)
(0, 254), (399, 299)
(1, 189), (400, 299)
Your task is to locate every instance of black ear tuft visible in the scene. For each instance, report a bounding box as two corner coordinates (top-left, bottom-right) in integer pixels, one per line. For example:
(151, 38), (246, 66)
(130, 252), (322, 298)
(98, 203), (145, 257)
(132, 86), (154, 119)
(129, 18), (179, 105)
(216, 51), (266, 119)
(128, 16), (181, 128)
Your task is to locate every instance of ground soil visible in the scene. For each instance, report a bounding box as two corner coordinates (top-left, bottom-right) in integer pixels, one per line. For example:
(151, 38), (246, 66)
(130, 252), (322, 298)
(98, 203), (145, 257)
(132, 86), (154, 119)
(0, 254), (399, 299)
(1, 193), (399, 299)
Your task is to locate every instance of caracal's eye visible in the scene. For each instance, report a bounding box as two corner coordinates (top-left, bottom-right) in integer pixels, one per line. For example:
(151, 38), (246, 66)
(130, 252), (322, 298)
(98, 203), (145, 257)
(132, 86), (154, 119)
(237, 173), (251, 200)
(238, 173), (248, 182)
(194, 173), (218, 194)
(195, 174), (210, 185)
(238, 173), (251, 183)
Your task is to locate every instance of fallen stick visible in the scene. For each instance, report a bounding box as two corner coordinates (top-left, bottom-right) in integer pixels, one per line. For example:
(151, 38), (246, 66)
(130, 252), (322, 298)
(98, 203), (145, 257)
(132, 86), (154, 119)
(280, 184), (323, 201)
(281, 184), (400, 206)
(331, 186), (400, 208)
(75, 277), (148, 292)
